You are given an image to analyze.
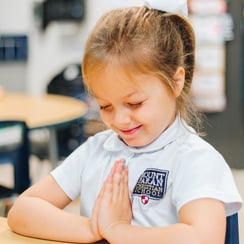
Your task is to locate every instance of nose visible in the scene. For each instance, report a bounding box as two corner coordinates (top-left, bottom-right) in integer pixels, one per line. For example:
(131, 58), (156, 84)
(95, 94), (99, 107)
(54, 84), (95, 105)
(113, 108), (131, 126)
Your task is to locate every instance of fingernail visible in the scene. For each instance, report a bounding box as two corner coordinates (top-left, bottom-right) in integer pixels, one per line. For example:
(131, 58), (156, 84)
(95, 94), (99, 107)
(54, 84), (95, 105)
(120, 159), (126, 169)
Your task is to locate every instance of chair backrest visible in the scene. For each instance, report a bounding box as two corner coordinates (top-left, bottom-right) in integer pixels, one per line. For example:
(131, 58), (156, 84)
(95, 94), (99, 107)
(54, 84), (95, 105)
(0, 120), (30, 194)
(225, 213), (239, 244)
(47, 64), (87, 159)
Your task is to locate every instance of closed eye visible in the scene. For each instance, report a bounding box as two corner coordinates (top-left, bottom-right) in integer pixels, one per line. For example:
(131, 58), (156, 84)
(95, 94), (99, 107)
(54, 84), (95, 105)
(99, 105), (111, 110)
(128, 102), (143, 108)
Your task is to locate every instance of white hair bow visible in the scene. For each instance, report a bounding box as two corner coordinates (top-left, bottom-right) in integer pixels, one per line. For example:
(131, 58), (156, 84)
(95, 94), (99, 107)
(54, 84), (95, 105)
(144, 0), (188, 17)
(106, 0), (188, 17)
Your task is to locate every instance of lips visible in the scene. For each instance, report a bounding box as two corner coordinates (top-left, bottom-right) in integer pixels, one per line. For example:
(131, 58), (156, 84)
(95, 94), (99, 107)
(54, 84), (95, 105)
(120, 125), (142, 135)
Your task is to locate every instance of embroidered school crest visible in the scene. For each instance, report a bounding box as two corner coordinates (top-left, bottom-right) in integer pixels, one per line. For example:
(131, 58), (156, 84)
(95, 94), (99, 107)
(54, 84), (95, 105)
(132, 168), (169, 204)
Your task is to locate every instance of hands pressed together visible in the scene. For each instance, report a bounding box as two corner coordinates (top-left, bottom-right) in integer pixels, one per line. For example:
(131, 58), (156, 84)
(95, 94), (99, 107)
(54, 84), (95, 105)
(91, 159), (132, 242)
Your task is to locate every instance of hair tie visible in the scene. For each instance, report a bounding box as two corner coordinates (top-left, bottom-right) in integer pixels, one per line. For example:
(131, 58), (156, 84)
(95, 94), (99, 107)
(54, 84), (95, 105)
(144, 0), (188, 17)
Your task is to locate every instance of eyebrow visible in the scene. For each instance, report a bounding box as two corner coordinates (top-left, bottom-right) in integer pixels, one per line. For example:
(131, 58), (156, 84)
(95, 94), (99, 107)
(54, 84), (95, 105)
(93, 91), (140, 100)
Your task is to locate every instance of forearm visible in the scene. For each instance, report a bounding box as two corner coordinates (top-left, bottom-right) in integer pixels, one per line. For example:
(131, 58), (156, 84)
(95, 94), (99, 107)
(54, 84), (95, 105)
(105, 223), (203, 244)
(8, 196), (98, 243)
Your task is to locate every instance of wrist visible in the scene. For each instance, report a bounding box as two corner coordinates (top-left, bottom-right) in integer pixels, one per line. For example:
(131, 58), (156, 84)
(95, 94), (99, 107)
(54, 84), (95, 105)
(83, 218), (102, 243)
(103, 222), (131, 244)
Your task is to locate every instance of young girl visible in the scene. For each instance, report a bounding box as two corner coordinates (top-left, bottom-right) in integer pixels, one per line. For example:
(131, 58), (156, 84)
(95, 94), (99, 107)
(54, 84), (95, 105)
(8, 1), (242, 243)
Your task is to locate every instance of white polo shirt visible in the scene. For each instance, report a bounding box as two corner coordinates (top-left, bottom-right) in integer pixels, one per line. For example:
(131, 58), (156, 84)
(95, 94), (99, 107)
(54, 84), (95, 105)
(51, 117), (242, 227)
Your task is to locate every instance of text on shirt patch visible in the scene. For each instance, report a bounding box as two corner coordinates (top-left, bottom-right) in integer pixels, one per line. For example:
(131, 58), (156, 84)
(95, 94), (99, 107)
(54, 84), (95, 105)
(132, 168), (169, 202)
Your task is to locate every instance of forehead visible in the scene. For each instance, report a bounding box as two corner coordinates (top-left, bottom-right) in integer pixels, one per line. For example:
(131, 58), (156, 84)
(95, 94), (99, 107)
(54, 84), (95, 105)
(85, 52), (158, 85)
(89, 63), (166, 101)
(89, 63), (146, 92)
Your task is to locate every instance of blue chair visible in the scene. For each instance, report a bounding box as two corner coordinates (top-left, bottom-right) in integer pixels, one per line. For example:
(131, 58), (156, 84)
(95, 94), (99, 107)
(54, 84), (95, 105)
(225, 213), (239, 244)
(0, 120), (31, 196)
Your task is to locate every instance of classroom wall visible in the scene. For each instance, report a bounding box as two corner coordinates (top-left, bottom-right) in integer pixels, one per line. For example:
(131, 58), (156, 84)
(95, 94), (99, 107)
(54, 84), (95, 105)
(0, 0), (119, 95)
(0, 0), (31, 92)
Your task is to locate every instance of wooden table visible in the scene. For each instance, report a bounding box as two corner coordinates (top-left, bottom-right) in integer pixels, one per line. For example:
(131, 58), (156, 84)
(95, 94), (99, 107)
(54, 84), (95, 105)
(0, 217), (108, 244)
(0, 92), (87, 167)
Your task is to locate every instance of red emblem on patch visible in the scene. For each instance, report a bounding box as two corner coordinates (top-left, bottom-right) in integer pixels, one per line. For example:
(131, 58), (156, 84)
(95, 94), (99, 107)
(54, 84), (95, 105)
(141, 195), (149, 204)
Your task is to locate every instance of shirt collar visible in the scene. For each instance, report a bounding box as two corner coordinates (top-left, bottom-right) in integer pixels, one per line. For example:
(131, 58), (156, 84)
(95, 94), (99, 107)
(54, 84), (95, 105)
(103, 116), (189, 154)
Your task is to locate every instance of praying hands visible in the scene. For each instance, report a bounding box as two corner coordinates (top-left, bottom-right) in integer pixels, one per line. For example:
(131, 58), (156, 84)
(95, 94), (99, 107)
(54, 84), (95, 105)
(92, 159), (132, 242)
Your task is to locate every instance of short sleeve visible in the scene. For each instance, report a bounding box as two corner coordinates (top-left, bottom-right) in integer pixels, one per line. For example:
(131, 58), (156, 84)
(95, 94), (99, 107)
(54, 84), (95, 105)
(50, 130), (113, 201)
(172, 145), (243, 216)
(50, 144), (86, 200)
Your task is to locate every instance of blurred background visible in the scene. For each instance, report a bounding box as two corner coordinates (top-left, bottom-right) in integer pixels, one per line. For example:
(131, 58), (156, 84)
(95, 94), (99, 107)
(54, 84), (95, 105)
(0, 0), (243, 167)
(0, 0), (243, 242)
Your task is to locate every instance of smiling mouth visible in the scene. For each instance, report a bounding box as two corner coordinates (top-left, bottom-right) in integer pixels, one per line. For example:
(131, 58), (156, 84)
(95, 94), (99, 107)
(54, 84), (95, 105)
(120, 125), (142, 135)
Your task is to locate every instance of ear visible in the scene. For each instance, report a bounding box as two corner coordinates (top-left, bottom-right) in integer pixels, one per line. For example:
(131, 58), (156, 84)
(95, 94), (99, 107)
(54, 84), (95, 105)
(173, 67), (185, 97)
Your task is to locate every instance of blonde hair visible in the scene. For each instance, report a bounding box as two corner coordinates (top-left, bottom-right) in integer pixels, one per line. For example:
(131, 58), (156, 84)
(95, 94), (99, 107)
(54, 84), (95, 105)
(82, 6), (203, 133)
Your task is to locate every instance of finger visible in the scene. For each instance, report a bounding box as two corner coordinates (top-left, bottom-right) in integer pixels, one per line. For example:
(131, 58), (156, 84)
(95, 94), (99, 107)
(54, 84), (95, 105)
(114, 158), (126, 172)
(93, 184), (105, 218)
(122, 165), (128, 184)
(111, 161), (127, 202)
(97, 183), (106, 200)
(125, 169), (132, 206)
(102, 159), (124, 206)
(92, 185), (105, 235)
(121, 166), (130, 201)
(102, 175), (114, 207)
(106, 158), (124, 182)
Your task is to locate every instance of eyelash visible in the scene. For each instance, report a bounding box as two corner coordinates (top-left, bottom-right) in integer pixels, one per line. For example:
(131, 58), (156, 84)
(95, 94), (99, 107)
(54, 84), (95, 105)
(99, 102), (143, 111)
(99, 105), (110, 110)
(128, 102), (143, 107)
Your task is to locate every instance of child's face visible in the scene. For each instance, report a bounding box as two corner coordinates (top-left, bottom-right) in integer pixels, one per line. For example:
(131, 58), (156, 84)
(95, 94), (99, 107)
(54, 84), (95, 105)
(90, 65), (177, 147)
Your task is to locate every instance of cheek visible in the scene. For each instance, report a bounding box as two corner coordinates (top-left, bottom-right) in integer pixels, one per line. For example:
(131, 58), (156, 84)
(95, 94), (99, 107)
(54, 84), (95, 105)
(138, 105), (158, 120)
(100, 112), (106, 121)
(100, 112), (111, 125)
(142, 107), (166, 127)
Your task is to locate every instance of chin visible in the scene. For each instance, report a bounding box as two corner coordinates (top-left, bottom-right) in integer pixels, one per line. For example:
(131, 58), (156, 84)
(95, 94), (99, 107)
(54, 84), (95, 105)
(124, 139), (147, 148)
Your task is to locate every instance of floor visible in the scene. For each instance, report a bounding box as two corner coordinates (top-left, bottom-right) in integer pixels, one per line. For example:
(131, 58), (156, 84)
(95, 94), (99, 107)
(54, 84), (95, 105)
(1, 156), (244, 242)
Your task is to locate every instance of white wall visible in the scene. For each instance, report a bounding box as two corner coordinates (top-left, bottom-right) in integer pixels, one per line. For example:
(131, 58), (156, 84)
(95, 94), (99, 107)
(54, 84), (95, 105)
(0, 0), (32, 92)
(0, 0), (32, 34)
(0, 0), (120, 94)
(27, 0), (112, 95)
